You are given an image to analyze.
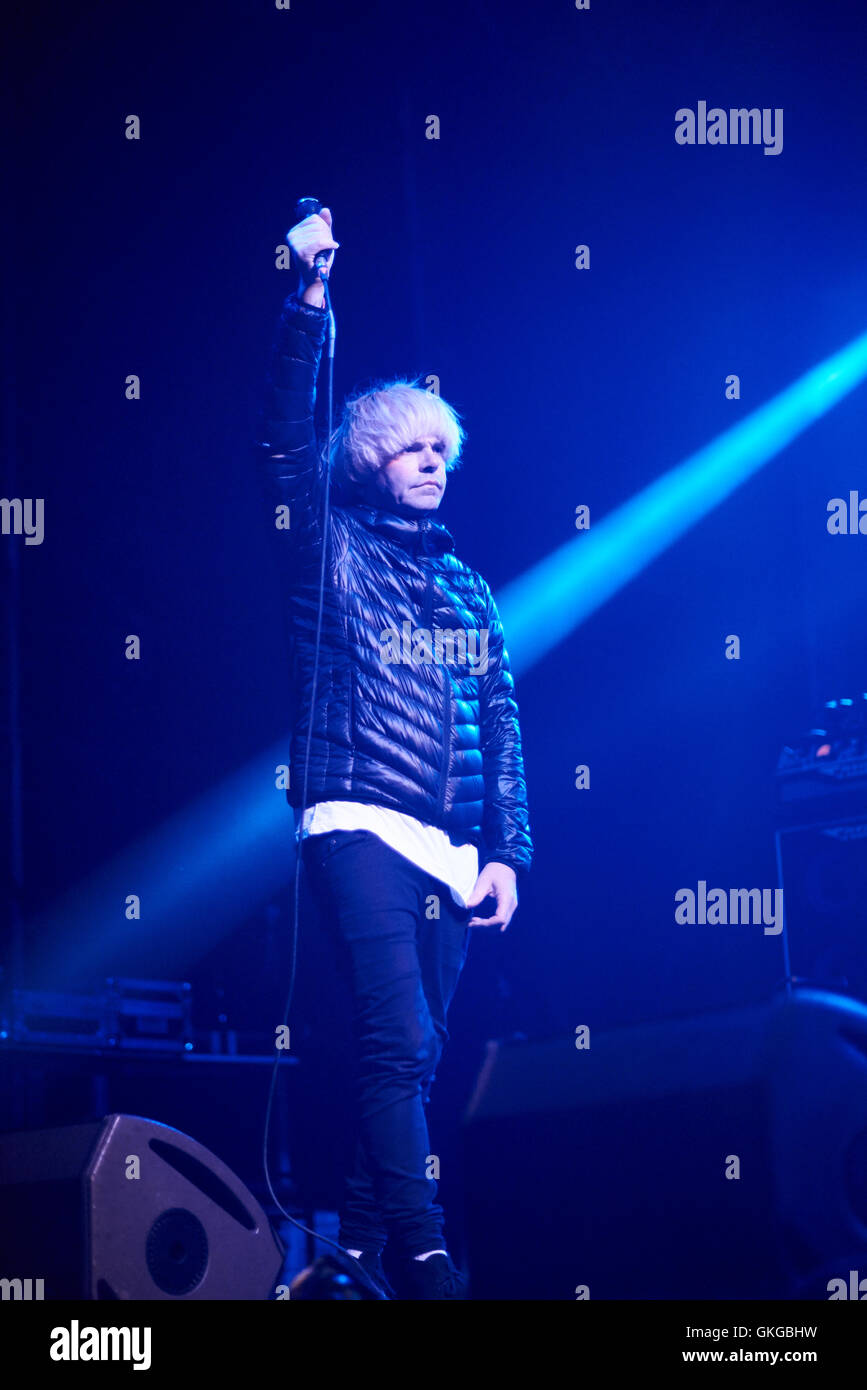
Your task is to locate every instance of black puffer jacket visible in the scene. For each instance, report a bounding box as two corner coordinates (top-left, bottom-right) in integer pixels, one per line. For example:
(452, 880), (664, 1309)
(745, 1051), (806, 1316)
(255, 291), (533, 876)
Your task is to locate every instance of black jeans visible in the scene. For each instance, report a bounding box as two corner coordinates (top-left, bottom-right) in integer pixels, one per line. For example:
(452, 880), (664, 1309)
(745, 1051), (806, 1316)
(301, 828), (471, 1257)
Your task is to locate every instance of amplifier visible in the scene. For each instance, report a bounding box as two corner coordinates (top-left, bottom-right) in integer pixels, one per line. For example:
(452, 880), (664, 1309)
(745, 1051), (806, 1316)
(775, 695), (867, 827)
(776, 819), (867, 1000)
(3, 978), (192, 1053)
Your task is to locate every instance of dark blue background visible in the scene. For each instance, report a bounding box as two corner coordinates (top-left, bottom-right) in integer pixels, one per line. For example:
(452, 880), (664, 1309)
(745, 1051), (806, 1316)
(5, 0), (867, 1248)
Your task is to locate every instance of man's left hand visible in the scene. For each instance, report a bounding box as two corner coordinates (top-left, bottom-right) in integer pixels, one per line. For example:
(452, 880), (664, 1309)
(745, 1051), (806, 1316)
(466, 862), (518, 932)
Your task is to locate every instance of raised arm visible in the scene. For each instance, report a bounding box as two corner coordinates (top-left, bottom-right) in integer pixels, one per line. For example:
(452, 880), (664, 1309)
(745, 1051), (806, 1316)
(253, 208), (339, 567)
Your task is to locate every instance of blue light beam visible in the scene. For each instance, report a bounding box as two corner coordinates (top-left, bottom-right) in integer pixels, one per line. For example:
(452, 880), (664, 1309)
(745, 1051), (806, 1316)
(28, 745), (295, 986)
(499, 328), (867, 674)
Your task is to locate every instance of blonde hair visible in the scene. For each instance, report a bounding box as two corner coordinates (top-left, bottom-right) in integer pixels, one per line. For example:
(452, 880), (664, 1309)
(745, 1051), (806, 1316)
(330, 378), (465, 498)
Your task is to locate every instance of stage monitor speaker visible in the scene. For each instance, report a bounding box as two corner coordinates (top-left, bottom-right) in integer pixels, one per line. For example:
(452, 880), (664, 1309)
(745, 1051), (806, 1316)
(0, 1113), (283, 1299)
(463, 990), (867, 1300)
(776, 821), (867, 1001)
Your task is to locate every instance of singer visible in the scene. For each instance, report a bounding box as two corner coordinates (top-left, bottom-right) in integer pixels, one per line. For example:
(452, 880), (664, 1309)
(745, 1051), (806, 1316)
(255, 207), (533, 1299)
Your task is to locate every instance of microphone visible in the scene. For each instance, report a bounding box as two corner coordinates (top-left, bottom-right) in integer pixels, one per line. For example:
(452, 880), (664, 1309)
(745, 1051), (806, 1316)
(290, 195), (336, 356)
(292, 196), (333, 281)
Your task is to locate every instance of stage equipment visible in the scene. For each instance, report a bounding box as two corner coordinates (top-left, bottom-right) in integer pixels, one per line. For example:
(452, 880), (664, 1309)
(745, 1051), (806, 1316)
(0, 1113), (283, 1299)
(463, 990), (867, 1299)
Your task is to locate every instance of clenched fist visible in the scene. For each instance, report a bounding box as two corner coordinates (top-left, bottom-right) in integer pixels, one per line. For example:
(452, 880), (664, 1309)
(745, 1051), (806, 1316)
(287, 206), (339, 307)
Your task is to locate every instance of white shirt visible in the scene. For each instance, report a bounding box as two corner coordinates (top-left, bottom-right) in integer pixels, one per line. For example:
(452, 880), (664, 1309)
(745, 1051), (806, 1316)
(300, 801), (479, 908)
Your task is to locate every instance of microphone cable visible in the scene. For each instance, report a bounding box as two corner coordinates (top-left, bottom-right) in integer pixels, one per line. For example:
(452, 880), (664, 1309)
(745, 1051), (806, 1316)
(261, 211), (348, 1257)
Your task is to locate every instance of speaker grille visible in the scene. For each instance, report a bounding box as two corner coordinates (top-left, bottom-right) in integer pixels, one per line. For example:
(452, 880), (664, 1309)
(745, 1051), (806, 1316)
(145, 1208), (209, 1296)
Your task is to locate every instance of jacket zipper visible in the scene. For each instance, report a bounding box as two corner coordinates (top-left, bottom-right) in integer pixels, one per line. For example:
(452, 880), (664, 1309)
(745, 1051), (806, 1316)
(421, 564), (434, 631)
(421, 556), (451, 819)
(348, 665), (355, 751)
(436, 662), (451, 818)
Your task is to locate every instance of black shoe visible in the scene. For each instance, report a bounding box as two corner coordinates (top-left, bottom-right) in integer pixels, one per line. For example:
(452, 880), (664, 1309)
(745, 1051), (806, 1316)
(395, 1253), (468, 1300)
(350, 1249), (396, 1300)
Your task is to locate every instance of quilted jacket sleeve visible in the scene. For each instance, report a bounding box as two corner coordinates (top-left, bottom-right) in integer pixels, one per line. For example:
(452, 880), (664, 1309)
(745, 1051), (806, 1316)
(477, 578), (534, 877)
(254, 290), (330, 570)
